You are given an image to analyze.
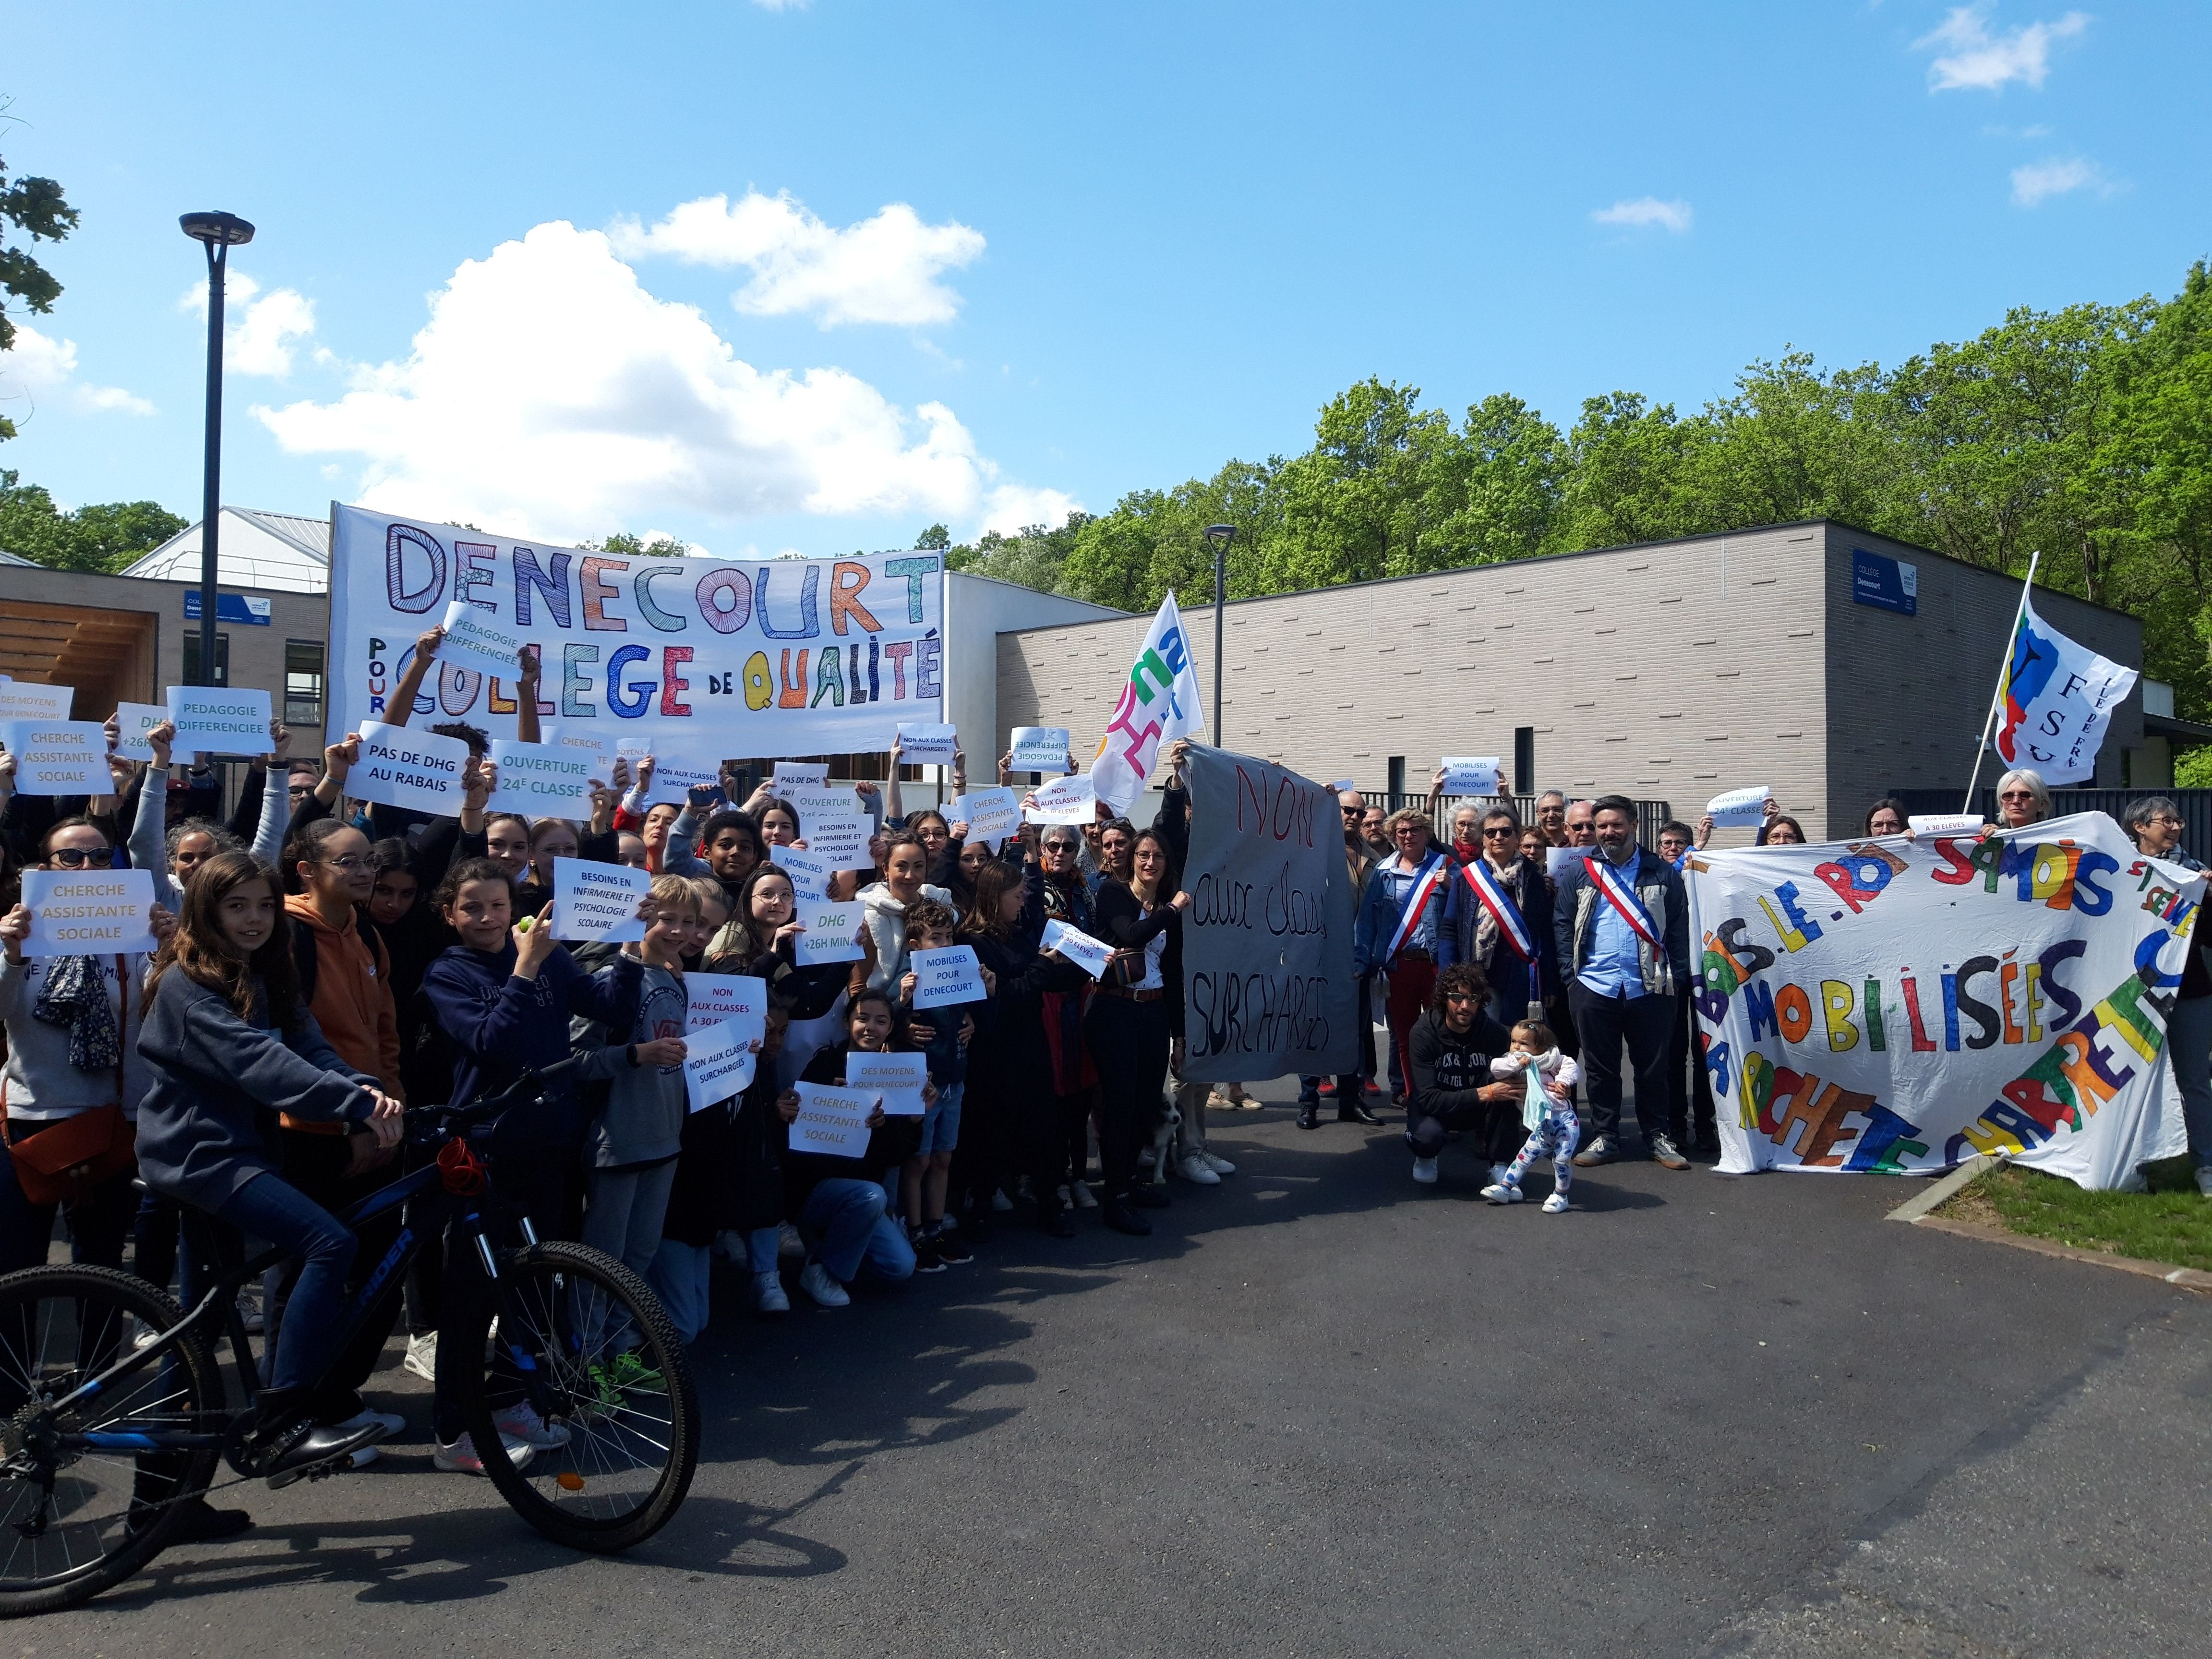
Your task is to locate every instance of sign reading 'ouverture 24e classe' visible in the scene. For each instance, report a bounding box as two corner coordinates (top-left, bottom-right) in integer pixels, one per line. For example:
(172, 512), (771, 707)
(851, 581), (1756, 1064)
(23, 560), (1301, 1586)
(325, 506), (945, 759)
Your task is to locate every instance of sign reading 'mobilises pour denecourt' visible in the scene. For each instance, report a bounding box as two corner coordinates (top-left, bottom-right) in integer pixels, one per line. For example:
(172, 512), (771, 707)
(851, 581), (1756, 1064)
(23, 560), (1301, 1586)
(326, 505), (944, 756)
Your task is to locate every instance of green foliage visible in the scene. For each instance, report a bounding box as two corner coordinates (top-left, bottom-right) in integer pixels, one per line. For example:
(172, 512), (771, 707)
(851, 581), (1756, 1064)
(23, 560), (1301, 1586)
(1045, 261), (2212, 722)
(584, 530), (692, 559)
(913, 523), (950, 551)
(0, 147), (81, 440)
(0, 469), (185, 572)
(943, 514), (1091, 594)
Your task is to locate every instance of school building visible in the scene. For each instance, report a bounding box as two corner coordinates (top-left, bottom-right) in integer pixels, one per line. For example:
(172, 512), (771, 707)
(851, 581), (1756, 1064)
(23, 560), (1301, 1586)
(991, 520), (2202, 841)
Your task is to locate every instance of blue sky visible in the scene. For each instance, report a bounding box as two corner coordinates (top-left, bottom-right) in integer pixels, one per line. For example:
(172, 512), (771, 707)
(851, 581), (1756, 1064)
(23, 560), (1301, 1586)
(4, 1), (2207, 558)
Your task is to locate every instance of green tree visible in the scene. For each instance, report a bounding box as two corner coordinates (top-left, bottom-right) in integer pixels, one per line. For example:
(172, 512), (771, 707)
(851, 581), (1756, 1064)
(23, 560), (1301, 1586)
(0, 147), (78, 441)
(913, 523), (950, 550)
(0, 469), (185, 571)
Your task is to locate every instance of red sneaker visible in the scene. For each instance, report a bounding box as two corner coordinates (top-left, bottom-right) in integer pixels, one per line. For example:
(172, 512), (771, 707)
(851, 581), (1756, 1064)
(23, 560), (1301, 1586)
(1316, 1079), (1337, 1097)
(1363, 1079), (1382, 1096)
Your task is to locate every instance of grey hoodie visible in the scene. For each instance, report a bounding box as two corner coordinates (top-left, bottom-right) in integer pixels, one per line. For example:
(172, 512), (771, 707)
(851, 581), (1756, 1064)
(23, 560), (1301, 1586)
(573, 960), (688, 1169)
(860, 881), (953, 993)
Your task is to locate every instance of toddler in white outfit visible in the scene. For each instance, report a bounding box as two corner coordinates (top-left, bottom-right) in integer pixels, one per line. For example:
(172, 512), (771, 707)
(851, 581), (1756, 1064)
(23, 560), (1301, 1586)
(1480, 1020), (1582, 1214)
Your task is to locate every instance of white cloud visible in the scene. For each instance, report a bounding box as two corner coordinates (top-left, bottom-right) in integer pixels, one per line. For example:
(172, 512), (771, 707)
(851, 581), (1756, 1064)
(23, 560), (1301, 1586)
(254, 220), (1071, 544)
(977, 485), (1084, 539)
(0, 323), (156, 417)
(1591, 196), (1693, 233)
(179, 271), (319, 377)
(1916, 6), (2088, 92)
(610, 192), (985, 328)
(2011, 155), (2115, 205)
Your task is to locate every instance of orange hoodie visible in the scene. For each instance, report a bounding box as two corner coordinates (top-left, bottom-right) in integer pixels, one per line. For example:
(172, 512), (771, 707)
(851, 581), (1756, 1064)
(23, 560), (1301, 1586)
(282, 893), (404, 1130)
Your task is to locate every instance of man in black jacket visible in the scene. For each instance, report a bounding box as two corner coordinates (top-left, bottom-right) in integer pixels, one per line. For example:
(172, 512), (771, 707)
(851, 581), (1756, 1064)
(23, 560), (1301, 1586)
(1405, 962), (1522, 1186)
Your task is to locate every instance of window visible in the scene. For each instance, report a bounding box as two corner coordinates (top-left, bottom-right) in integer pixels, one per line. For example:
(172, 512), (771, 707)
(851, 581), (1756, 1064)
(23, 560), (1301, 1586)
(1386, 756), (1406, 806)
(285, 640), (325, 728)
(181, 632), (229, 686)
(1514, 727), (1535, 796)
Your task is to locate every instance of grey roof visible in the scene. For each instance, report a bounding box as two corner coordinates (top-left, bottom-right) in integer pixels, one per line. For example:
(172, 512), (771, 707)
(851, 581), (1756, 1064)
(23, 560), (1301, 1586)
(0, 547), (38, 568)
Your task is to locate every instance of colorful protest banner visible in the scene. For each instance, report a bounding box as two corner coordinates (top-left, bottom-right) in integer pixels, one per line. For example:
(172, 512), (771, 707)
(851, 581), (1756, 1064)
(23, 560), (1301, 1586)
(685, 972), (767, 1035)
(1691, 812), (2198, 1189)
(436, 596), (533, 681)
(1087, 593), (1204, 814)
(0, 721), (111, 794)
(909, 944), (986, 1007)
(1993, 591), (2137, 784)
(1439, 757), (1500, 795)
(1706, 785), (1770, 828)
(846, 1050), (927, 1116)
(111, 702), (171, 764)
(793, 899), (864, 965)
(1177, 742), (1358, 1083)
(1010, 726), (1070, 771)
(166, 686), (272, 758)
(895, 722), (957, 765)
(551, 856), (649, 942)
(1025, 773), (1097, 826)
(488, 739), (596, 817)
(328, 505), (944, 751)
(682, 1018), (758, 1113)
(791, 1082), (874, 1156)
(20, 869), (157, 956)
(0, 683), (72, 720)
(347, 723), (472, 816)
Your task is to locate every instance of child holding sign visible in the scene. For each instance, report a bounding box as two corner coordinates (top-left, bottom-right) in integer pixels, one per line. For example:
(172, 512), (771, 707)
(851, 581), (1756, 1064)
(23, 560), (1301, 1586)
(787, 990), (923, 1304)
(895, 899), (991, 1267)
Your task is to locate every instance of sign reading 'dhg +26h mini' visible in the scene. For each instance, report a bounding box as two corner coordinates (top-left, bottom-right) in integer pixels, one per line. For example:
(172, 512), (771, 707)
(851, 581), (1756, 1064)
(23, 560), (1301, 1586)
(1851, 548), (1917, 617)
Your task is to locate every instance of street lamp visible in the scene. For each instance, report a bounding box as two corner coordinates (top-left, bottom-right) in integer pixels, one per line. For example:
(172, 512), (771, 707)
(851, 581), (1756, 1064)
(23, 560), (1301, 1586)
(180, 211), (254, 688)
(1204, 523), (1235, 739)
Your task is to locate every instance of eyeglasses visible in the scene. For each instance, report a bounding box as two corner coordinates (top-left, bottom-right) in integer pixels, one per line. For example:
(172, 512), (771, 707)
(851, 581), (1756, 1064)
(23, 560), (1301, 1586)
(46, 848), (101, 868)
(321, 855), (370, 872)
(1998, 791), (2037, 803)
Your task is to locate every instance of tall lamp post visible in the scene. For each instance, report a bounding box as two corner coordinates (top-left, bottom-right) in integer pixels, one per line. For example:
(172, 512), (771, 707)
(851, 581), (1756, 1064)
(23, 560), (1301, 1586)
(180, 211), (254, 687)
(1204, 523), (1235, 738)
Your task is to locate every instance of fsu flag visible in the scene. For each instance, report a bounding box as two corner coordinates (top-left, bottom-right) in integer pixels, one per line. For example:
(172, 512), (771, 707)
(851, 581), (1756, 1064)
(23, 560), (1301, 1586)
(1088, 594), (1205, 813)
(1993, 593), (2137, 784)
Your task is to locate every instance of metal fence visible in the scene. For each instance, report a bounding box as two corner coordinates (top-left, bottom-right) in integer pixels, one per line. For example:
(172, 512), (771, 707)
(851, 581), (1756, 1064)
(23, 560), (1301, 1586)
(1891, 787), (2212, 867)
(1359, 792), (1678, 851)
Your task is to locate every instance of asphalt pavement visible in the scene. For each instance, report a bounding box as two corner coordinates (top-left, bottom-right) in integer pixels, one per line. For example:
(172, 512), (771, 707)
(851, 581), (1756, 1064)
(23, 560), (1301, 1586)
(47, 1079), (2212, 1658)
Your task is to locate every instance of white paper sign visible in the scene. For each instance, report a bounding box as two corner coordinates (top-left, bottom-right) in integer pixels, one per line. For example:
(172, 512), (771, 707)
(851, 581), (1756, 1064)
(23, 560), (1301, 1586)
(1041, 917), (1115, 981)
(685, 972), (767, 1035)
(1440, 756), (1501, 795)
(909, 944), (986, 1008)
(1327, 778), (1358, 794)
(1909, 814), (1986, 836)
(846, 1049), (927, 1116)
(640, 756), (721, 809)
(20, 868), (157, 956)
(791, 1082), (875, 1157)
(803, 813), (873, 869)
(1546, 846), (1583, 880)
(1705, 785), (1771, 828)
(166, 686), (272, 758)
(0, 720), (111, 794)
(1025, 773), (1097, 825)
(0, 683), (72, 721)
(551, 855), (650, 942)
(435, 597), (534, 681)
(1010, 726), (1070, 771)
(111, 702), (171, 765)
(488, 739), (595, 817)
(682, 1016), (759, 1113)
(788, 786), (859, 827)
(793, 899), (865, 964)
(774, 844), (834, 900)
(772, 761), (829, 791)
(348, 722), (472, 816)
(953, 786), (1021, 852)
(539, 722), (613, 774)
(895, 722), (958, 765)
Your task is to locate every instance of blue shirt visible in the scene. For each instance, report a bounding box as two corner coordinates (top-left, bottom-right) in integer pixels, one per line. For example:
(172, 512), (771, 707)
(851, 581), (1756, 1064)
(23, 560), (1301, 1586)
(1381, 858), (1439, 953)
(1576, 850), (1646, 998)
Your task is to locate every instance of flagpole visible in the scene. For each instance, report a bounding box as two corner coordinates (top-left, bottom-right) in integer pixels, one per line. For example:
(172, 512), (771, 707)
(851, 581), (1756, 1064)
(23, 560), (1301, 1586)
(1962, 549), (2042, 813)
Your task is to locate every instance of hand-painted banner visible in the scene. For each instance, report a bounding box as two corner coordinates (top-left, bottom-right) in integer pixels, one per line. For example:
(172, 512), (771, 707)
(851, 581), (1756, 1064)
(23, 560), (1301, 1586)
(327, 505), (945, 755)
(1691, 812), (2198, 1190)
(1177, 742), (1358, 1083)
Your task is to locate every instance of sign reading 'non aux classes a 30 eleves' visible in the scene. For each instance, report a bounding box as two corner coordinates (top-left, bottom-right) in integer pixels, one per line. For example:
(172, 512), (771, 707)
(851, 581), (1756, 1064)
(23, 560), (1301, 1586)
(325, 505), (945, 760)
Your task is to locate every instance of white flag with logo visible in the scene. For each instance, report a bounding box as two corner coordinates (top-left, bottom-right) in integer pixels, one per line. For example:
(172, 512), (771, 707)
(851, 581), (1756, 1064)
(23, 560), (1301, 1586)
(1993, 592), (2138, 785)
(1088, 593), (1205, 814)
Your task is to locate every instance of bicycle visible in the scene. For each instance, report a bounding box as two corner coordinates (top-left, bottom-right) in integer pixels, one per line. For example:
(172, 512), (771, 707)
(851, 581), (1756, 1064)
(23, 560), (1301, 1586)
(0, 1058), (699, 1616)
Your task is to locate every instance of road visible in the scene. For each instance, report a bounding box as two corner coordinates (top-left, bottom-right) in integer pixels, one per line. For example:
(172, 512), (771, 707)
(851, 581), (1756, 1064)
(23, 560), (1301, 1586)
(50, 1081), (2212, 1658)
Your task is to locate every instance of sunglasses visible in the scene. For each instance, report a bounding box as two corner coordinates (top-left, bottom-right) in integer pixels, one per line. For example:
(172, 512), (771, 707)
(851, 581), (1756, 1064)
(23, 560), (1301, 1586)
(1482, 826), (1515, 837)
(1998, 791), (2037, 801)
(46, 848), (102, 868)
(1443, 991), (1479, 1003)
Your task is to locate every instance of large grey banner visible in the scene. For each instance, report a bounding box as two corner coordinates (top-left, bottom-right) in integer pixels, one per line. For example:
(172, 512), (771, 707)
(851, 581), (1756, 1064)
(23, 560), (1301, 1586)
(1179, 743), (1358, 1083)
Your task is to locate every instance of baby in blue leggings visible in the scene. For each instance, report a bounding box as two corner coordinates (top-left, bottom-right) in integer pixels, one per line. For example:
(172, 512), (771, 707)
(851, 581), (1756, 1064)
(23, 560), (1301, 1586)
(1480, 1020), (1582, 1214)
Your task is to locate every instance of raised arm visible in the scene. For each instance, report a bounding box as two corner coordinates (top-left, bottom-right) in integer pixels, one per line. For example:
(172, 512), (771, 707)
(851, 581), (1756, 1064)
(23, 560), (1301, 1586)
(248, 721), (294, 866)
(515, 646), (543, 745)
(383, 626), (445, 730)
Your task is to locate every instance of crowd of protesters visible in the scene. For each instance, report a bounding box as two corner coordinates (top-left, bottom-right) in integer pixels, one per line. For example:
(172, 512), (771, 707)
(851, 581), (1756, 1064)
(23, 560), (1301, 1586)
(3, 624), (2210, 1520)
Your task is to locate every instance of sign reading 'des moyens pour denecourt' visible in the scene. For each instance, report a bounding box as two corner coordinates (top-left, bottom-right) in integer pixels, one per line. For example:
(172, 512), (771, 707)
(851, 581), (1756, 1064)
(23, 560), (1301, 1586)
(325, 505), (946, 756)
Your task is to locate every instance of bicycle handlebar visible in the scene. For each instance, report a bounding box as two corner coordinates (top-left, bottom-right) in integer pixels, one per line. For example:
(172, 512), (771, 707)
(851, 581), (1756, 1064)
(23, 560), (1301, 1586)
(406, 1054), (589, 1140)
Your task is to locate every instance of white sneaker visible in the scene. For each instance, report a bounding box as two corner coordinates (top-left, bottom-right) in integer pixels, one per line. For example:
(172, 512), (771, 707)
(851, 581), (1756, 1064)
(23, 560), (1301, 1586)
(1201, 1151), (1237, 1176)
(434, 1431), (533, 1475)
(1411, 1156), (1439, 1185)
(753, 1270), (790, 1314)
(1542, 1191), (1571, 1214)
(799, 1262), (851, 1308)
(1489, 1164), (1510, 1186)
(1070, 1182), (1098, 1210)
(990, 1189), (1014, 1213)
(493, 1400), (571, 1450)
(1480, 1182), (1525, 1204)
(778, 1221), (807, 1257)
(1175, 1153), (1221, 1185)
(2197, 1166), (2212, 1198)
(236, 1291), (264, 1334)
(403, 1332), (437, 1382)
(332, 1406), (406, 1438)
(131, 1317), (161, 1352)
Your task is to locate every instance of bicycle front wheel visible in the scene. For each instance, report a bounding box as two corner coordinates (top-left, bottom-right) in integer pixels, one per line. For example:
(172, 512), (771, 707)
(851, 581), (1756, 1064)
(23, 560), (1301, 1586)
(459, 1240), (698, 1552)
(0, 1266), (227, 1617)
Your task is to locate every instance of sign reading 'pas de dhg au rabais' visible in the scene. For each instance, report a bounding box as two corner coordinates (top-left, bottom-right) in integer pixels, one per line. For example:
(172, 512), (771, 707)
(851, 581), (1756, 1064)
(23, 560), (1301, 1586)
(326, 506), (946, 756)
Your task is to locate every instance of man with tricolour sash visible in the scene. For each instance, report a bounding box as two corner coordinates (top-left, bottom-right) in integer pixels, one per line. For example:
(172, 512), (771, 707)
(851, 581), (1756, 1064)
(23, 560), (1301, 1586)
(1550, 794), (1691, 1170)
(1353, 807), (1458, 1118)
(1449, 801), (1553, 1030)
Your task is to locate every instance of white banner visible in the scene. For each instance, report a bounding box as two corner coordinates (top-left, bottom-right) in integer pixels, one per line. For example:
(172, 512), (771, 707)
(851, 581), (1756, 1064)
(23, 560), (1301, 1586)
(774, 844), (834, 900)
(1706, 785), (1770, 828)
(348, 723), (471, 817)
(488, 739), (595, 817)
(951, 786), (1020, 852)
(895, 722), (957, 765)
(846, 1050), (927, 1116)
(909, 944), (986, 1007)
(1009, 726), (1069, 771)
(685, 971), (767, 1034)
(0, 684), (72, 721)
(112, 701), (170, 764)
(327, 505), (945, 755)
(20, 869), (157, 956)
(682, 1017), (759, 1112)
(1041, 917), (1114, 981)
(791, 1082), (875, 1156)
(1025, 772), (1096, 825)
(793, 899), (864, 964)
(551, 856), (649, 942)
(1692, 812), (2197, 1189)
(0, 720), (110, 794)
(799, 813), (872, 870)
(437, 596), (534, 681)
(1994, 591), (2138, 784)
(167, 686), (271, 758)
(1439, 756), (1500, 795)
